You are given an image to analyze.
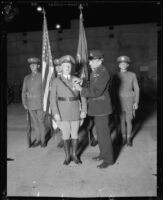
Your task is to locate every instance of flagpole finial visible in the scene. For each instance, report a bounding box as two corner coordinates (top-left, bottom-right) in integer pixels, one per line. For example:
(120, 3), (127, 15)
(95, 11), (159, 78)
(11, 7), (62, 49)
(42, 8), (45, 15)
(79, 4), (83, 13)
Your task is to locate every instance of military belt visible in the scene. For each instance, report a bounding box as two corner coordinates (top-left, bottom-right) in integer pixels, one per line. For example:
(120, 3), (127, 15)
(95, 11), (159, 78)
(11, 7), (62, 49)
(58, 97), (79, 101)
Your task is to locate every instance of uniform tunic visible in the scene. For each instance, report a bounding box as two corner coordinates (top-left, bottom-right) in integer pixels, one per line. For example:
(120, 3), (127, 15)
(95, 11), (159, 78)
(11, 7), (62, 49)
(81, 65), (112, 116)
(50, 75), (87, 121)
(50, 75), (87, 140)
(117, 71), (139, 117)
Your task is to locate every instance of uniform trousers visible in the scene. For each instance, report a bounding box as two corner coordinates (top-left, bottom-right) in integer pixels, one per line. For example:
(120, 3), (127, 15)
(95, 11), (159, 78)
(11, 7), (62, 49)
(29, 109), (46, 143)
(94, 115), (114, 164)
(57, 120), (80, 140)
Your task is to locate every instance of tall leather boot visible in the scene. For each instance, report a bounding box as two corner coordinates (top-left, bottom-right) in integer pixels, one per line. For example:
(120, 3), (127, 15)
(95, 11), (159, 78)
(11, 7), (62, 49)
(63, 139), (71, 165)
(71, 139), (82, 164)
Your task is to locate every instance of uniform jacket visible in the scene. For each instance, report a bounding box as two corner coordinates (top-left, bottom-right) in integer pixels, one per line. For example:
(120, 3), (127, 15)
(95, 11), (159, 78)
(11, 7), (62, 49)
(50, 75), (87, 121)
(22, 72), (42, 110)
(81, 64), (112, 116)
(117, 71), (140, 105)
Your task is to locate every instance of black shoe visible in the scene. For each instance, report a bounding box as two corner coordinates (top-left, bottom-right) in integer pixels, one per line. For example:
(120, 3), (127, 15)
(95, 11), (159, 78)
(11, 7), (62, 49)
(78, 158), (82, 164)
(63, 157), (71, 165)
(127, 138), (133, 147)
(90, 138), (98, 147)
(32, 141), (41, 147)
(28, 143), (32, 148)
(41, 142), (47, 147)
(97, 162), (110, 169)
(72, 155), (82, 164)
(92, 156), (103, 161)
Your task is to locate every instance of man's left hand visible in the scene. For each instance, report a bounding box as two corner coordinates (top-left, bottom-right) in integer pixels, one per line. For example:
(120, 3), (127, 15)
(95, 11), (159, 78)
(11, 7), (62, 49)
(133, 103), (138, 110)
(80, 112), (86, 119)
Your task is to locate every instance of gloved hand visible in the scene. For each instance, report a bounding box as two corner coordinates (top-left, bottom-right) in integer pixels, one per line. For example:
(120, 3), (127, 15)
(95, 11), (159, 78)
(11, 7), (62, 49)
(54, 114), (61, 121)
(133, 103), (138, 110)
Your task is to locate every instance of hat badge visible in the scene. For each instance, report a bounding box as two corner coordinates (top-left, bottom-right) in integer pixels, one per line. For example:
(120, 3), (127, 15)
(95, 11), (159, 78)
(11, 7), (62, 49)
(66, 56), (70, 61)
(90, 52), (93, 57)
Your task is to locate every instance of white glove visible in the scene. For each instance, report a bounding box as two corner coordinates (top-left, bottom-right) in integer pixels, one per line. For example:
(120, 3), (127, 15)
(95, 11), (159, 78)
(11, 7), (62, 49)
(133, 103), (138, 110)
(80, 112), (86, 119)
(72, 77), (83, 85)
(54, 114), (61, 121)
(80, 119), (84, 126)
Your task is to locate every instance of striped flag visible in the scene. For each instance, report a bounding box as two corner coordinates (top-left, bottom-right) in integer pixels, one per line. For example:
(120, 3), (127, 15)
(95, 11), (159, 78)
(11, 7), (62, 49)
(42, 10), (57, 129)
(76, 7), (88, 81)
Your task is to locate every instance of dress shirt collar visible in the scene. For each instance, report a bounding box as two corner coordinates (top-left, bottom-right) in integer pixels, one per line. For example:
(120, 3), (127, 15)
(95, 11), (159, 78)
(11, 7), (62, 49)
(63, 74), (71, 80)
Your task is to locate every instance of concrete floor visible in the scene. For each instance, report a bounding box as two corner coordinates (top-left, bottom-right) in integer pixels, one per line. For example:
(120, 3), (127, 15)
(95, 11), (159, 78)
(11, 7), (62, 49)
(7, 100), (157, 198)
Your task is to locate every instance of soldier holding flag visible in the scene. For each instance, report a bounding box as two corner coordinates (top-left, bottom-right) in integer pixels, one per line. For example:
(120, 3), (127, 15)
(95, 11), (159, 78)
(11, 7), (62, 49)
(75, 5), (98, 146)
(74, 50), (114, 169)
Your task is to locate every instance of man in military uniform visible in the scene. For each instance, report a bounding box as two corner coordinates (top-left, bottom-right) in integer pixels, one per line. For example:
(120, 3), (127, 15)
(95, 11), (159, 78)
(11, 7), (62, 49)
(74, 50), (114, 169)
(116, 56), (140, 146)
(50, 55), (87, 165)
(22, 57), (46, 147)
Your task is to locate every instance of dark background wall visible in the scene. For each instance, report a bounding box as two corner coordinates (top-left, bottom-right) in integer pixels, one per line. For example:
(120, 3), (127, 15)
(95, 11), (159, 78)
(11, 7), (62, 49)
(7, 21), (158, 101)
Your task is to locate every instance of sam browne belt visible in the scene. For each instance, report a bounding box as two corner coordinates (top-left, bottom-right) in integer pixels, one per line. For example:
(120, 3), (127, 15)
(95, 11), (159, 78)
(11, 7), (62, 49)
(58, 97), (79, 101)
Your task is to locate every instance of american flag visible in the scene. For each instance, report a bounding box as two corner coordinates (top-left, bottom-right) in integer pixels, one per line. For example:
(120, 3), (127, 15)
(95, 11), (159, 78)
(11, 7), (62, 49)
(76, 5), (88, 81)
(42, 10), (57, 129)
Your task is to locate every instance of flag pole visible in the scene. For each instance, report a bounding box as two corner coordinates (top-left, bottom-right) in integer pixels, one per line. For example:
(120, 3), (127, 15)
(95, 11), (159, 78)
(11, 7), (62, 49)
(41, 8), (58, 137)
(76, 4), (88, 81)
(76, 4), (93, 145)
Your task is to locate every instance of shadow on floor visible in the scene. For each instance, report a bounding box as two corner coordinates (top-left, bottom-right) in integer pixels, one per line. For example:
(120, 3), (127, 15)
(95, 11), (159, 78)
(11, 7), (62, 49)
(132, 92), (157, 140)
(76, 93), (157, 163)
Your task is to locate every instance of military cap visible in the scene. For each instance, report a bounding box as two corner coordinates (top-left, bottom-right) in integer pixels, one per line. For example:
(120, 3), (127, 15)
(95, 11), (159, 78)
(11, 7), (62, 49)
(27, 57), (40, 64)
(88, 49), (104, 60)
(53, 58), (60, 66)
(116, 56), (131, 63)
(59, 55), (75, 65)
